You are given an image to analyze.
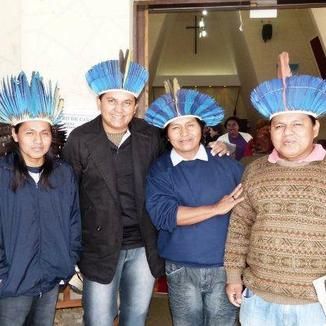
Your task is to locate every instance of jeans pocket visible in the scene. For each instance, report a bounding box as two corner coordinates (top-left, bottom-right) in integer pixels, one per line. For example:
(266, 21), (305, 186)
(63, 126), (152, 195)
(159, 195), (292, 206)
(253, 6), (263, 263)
(165, 262), (184, 277)
(0, 274), (8, 295)
(242, 287), (256, 301)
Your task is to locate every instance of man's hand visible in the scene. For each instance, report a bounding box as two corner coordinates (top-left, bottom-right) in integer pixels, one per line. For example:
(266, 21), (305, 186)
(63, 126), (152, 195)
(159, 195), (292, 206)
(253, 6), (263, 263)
(208, 141), (229, 157)
(213, 183), (244, 215)
(226, 283), (243, 307)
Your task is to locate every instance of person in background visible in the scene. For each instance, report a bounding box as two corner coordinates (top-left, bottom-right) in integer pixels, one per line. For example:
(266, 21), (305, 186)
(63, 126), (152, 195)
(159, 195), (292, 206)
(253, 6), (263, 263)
(241, 119), (273, 166)
(64, 50), (231, 326)
(0, 72), (81, 326)
(225, 52), (326, 326)
(204, 124), (223, 146)
(145, 78), (244, 326)
(218, 116), (252, 160)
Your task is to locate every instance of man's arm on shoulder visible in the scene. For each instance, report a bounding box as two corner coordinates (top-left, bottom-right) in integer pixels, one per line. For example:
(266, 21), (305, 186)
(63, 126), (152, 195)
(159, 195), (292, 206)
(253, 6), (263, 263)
(209, 140), (231, 157)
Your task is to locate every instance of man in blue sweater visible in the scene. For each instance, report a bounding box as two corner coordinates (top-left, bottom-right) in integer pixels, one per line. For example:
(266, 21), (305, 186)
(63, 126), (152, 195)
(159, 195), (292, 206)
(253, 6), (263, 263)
(145, 79), (244, 326)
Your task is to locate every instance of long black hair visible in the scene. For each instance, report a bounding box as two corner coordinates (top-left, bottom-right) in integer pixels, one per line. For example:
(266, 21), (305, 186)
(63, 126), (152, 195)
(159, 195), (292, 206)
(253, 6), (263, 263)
(9, 123), (56, 192)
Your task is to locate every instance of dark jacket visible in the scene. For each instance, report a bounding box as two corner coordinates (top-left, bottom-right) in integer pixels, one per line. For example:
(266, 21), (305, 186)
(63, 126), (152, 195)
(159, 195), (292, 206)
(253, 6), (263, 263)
(0, 154), (81, 297)
(63, 116), (164, 283)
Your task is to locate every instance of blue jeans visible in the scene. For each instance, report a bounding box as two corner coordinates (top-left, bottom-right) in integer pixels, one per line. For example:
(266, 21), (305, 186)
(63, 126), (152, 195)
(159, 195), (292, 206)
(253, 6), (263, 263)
(240, 288), (326, 326)
(166, 262), (239, 326)
(0, 285), (59, 326)
(83, 247), (155, 326)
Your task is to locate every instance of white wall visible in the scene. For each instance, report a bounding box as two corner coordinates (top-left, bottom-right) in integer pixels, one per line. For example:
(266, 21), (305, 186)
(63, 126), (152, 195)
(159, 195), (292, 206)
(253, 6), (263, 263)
(1, 0), (132, 131)
(1, 2), (325, 135)
(0, 0), (22, 75)
(311, 8), (326, 52)
(242, 9), (319, 84)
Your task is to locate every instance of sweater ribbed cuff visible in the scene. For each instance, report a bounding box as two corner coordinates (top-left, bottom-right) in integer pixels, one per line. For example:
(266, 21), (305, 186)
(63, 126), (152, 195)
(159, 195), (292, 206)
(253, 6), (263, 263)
(226, 270), (243, 284)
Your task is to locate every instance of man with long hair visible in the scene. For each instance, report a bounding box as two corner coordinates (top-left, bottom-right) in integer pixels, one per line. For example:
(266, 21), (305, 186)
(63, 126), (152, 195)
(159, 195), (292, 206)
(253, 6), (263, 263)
(0, 72), (81, 326)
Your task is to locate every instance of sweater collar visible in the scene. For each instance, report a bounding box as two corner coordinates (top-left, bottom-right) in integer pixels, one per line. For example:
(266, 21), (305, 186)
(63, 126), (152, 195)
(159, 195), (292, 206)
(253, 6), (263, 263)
(268, 144), (326, 164)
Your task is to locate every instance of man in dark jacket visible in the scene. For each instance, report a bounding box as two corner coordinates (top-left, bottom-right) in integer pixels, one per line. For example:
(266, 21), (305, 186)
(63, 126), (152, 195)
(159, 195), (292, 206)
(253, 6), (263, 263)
(63, 51), (165, 326)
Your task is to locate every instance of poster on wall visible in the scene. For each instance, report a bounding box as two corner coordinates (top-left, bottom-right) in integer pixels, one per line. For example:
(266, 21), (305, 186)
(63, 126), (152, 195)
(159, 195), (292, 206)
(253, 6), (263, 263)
(63, 111), (98, 136)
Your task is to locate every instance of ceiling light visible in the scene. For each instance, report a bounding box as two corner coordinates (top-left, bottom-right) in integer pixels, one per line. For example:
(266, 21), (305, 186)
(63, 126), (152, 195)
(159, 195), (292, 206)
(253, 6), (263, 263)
(250, 9), (277, 18)
(202, 10), (208, 16)
(199, 30), (207, 38)
(238, 11), (244, 32)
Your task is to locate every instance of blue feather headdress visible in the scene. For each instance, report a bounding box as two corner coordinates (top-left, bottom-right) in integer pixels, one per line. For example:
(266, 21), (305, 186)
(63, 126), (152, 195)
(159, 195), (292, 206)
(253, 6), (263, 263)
(0, 71), (64, 126)
(145, 78), (224, 128)
(86, 50), (149, 98)
(250, 52), (326, 120)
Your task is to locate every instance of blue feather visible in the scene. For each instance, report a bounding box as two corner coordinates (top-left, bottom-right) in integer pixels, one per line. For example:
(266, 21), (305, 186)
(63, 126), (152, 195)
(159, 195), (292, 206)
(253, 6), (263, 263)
(251, 75), (326, 119)
(86, 59), (148, 97)
(144, 94), (177, 128)
(0, 71), (63, 126)
(145, 87), (224, 128)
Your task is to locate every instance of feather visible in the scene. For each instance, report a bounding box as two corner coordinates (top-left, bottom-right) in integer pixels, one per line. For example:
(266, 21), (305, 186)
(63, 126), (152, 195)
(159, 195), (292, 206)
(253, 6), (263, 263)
(119, 49), (125, 76)
(120, 49), (131, 87)
(172, 78), (180, 98)
(86, 52), (148, 97)
(121, 49), (131, 88)
(251, 75), (326, 119)
(163, 79), (173, 95)
(162, 78), (181, 116)
(277, 52), (292, 80)
(145, 82), (224, 128)
(0, 71), (64, 126)
(0, 122), (12, 155)
(123, 61), (148, 96)
(172, 78), (180, 115)
(51, 123), (67, 157)
(277, 52), (292, 111)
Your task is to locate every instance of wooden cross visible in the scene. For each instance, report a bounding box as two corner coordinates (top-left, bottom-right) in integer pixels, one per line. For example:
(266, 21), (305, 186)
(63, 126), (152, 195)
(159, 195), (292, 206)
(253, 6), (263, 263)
(186, 16), (200, 55)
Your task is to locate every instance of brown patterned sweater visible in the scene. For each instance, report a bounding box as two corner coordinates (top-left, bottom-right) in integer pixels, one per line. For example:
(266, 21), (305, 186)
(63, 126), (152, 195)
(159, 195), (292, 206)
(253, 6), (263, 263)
(225, 155), (326, 304)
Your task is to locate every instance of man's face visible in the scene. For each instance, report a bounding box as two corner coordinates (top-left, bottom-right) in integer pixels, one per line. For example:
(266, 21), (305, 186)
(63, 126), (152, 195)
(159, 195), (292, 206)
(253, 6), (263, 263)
(97, 91), (137, 133)
(270, 112), (319, 161)
(167, 117), (202, 160)
(12, 120), (52, 167)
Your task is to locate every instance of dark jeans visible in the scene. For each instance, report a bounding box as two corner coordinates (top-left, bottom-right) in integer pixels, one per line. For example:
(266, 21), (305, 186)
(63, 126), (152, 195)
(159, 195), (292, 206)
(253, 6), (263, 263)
(0, 285), (59, 326)
(166, 263), (239, 326)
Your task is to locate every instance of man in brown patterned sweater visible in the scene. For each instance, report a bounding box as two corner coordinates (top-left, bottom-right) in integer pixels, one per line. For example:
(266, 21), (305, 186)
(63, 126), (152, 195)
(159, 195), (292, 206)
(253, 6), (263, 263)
(224, 52), (326, 326)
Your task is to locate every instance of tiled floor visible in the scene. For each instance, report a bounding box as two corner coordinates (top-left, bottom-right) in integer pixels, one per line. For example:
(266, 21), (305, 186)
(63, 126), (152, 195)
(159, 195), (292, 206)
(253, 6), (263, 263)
(54, 294), (172, 326)
(55, 308), (83, 326)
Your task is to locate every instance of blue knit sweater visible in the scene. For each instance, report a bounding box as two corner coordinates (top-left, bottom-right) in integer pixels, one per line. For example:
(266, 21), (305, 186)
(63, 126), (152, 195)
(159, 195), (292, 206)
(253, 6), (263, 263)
(146, 148), (243, 266)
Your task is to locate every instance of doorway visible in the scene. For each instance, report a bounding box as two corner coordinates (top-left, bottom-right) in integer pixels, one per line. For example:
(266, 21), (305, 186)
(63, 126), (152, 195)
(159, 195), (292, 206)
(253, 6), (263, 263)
(133, 1), (326, 136)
